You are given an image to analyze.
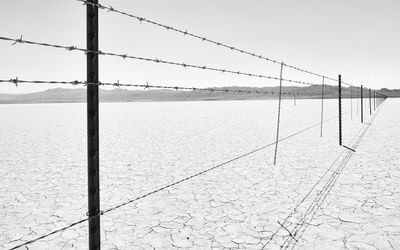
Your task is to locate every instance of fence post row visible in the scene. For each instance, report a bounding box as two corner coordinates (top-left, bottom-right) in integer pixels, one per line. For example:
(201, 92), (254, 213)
(361, 85), (364, 123)
(273, 62), (284, 165)
(87, 1), (101, 249)
(320, 76), (325, 137)
(338, 75), (342, 146)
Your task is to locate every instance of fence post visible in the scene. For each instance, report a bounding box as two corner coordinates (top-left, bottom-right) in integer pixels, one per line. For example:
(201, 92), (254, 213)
(361, 85), (363, 123)
(374, 90), (376, 110)
(87, 1), (101, 249)
(338, 75), (342, 146)
(369, 88), (372, 115)
(320, 76), (325, 137)
(273, 62), (284, 165)
(350, 86), (353, 120)
(294, 93), (296, 106)
(357, 87), (359, 116)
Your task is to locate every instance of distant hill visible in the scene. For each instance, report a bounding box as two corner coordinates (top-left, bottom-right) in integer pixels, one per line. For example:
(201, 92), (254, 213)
(379, 88), (400, 98)
(0, 85), (396, 104)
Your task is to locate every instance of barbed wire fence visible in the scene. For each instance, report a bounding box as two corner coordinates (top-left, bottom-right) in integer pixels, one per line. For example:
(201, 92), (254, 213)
(0, 0), (388, 249)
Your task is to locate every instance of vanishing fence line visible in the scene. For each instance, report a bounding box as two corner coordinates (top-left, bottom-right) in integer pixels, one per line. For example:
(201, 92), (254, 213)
(2, 1), (388, 249)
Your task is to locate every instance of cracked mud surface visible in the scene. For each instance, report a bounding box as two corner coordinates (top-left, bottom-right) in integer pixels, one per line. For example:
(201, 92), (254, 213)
(1, 99), (398, 249)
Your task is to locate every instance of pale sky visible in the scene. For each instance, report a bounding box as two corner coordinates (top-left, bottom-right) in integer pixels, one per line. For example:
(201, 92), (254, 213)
(0, 0), (399, 94)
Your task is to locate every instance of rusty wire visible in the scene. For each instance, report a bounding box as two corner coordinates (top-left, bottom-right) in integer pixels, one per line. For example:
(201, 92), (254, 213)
(0, 36), (315, 86)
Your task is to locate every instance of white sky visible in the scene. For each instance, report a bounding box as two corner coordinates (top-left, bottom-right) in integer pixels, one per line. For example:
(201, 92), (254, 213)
(0, 0), (399, 94)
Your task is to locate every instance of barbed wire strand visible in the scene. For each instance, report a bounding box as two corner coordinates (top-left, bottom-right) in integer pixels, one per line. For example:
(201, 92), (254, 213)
(74, 0), (353, 86)
(8, 112), (343, 250)
(0, 36), (314, 86)
(0, 78), (324, 97)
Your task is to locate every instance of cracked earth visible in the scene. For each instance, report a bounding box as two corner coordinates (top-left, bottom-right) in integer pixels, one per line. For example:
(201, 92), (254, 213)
(1, 99), (398, 249)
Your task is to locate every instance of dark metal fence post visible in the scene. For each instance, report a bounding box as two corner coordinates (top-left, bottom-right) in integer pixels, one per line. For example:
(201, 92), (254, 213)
(87, 1), (101, 249)
(361, 85), (363, 123)
(273, 62), (284, 165)
(374, 90), (376, 110)
(369, 88), (372, 115)
(338, 75), (342, 146)
(320, 76), (325, 137)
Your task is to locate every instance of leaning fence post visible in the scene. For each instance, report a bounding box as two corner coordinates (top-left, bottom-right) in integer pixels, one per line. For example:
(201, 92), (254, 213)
(87, 1), (101, 249)
(369, 88), (372, 115)
(273, 62), (284, 165)
(320, 76), (325, 137)
(361, 85), (364, 123)
(338, 75), (342, 146)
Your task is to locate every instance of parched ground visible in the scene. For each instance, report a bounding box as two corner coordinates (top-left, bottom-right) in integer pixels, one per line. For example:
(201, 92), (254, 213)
(294, 99), (400, 250)
(1, 99), (399, 249)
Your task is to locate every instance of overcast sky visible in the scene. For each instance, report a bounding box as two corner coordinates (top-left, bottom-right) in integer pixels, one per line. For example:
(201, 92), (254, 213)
(0, 0), (399, 94)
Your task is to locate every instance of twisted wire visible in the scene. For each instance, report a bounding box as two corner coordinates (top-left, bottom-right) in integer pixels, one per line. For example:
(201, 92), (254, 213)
(0, 36), (314, 86)
(8, 113), (342, 250)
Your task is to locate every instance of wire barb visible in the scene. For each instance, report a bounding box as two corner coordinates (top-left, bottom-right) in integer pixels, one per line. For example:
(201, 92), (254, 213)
(10, 77), (19, 87)
(11, 35), (23, 46)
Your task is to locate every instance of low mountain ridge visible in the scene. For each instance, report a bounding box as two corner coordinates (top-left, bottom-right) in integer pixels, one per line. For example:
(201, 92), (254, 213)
(0, 85), (397, 104)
